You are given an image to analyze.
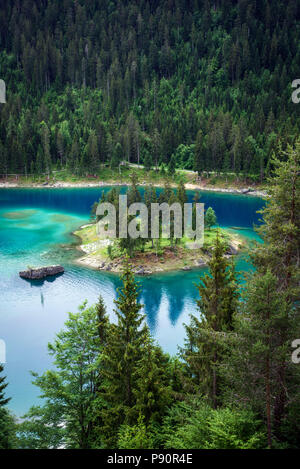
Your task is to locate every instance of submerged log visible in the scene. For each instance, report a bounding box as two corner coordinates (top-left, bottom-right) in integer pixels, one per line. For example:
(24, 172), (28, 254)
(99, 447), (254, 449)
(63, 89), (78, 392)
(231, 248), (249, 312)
(19, 265), (64, 280)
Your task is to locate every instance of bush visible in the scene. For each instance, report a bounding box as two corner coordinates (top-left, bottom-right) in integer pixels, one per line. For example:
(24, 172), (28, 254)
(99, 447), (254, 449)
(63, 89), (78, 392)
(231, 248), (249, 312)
(162, 401), (266, 449)
(118, 416), (154, 449)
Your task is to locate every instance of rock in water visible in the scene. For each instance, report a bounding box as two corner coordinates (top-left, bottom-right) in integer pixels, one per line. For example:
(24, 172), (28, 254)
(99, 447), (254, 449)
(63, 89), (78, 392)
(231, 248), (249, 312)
(19, 265), (64, 280)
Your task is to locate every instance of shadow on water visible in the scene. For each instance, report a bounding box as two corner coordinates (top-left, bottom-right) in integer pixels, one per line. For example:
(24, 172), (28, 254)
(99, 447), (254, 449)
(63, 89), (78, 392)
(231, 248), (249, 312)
(140, 278), (164, 330)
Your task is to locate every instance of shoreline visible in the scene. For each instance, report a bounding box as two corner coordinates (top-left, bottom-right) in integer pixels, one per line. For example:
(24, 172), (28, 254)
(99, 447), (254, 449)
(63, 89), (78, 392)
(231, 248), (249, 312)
(72, 224), (246, 276)
(0, 180), (267, 198)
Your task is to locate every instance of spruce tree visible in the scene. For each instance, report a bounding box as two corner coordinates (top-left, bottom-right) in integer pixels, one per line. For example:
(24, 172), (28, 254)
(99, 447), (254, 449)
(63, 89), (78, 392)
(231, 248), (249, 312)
(168, 190), (179, 248)
(194, 129), (206, 177)
(254, 140), (300, 296)
(100, 259), (149, 447)
(182, 233), (238, 407)
(144, 152), (153, 171)
(134, 338), (172, 425)
(205, 207), (217, 230)
(144, 184), (157, 247)
(0, 365), (15, 449)
(221, 269), (298, 448)
(252, 140), (300, 438)
(168, 154), (176, 176)
(0, 364), (10, 408)
(177, 180), (188, 208)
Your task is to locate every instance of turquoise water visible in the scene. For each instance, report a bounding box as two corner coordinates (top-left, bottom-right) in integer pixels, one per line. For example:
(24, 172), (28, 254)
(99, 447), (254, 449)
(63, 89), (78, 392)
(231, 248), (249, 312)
(0, 188), (264, 416)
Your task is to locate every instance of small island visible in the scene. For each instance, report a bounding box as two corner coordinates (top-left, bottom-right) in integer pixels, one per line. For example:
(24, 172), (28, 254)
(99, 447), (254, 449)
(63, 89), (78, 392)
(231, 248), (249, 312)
(74, 224), (244, 275)
(73, 178), (245, 275)
(19, 265), (64, 280)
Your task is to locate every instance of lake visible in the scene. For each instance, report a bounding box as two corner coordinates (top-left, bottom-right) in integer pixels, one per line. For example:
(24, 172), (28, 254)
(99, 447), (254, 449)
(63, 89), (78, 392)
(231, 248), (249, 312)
(0, 187), (264, 416)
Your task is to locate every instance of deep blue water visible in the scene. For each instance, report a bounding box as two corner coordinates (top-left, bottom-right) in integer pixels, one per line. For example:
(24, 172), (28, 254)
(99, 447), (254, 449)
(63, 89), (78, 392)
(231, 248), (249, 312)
(0, 187), (264, 416)
(0, 186), (263, 227)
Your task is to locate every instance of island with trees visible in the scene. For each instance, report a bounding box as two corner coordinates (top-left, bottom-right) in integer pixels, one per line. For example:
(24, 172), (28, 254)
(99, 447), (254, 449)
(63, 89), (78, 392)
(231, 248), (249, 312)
(73, 177), (245, 274)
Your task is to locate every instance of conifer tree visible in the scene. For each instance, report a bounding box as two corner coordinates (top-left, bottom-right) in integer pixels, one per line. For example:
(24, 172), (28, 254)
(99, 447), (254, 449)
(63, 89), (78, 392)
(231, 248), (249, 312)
(95, 295), (109, 347)
(144, 152), (152, 171)
(221, 269), (299, 448)
(0, 365), (15, 449)
(0, 365), (10, 408)
(144, 184), (157, 247)
(205, 207), (217, 230)
(254, 141), (300, 298)
(177, 180), (188, 208)
(134, 338), (172, 425)
(168, 190), (180, 248)
(40, 122), (51, 179)
(247, 141), (300, 441)
(194, 129), (206, 177)
(100, 259), (149, 447)
(168, 154), (176, 176)
(182, 233), (238, 407)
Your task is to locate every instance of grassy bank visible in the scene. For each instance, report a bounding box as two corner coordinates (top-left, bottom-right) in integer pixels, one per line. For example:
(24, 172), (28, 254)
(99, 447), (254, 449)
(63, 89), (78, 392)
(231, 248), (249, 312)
(0, 166), (267, 196)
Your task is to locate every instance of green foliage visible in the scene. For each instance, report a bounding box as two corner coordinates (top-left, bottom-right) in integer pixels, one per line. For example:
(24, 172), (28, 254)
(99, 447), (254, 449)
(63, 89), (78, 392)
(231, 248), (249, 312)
(220, 142), (300, 447)
(0, 1), (298, 180)
(0, 364), (10, 408)
(182, 233), (238, 405)
(221, 269), (299, 448)
(118, 415), (154, 450)
(0, 365), (16, 449)
(254, 140), (300, 297)
(18, 302), (106, 449)
(98, 259), (150, 446)
(12, 140), (300, 449)
(0, 409), (17, 449)
(134, 339), (173, 425)
(162, 400), (266, 449)
(17, 405), (66, 449)
(205, 207), (217, 230)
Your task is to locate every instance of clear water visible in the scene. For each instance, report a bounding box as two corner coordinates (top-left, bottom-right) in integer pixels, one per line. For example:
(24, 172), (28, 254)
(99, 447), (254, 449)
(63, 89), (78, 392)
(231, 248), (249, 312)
(0, 188), (264, 416)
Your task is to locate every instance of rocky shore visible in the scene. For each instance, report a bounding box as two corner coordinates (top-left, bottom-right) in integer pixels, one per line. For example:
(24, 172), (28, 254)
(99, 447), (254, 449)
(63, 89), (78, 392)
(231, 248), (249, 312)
(0, 180), (267, 198)
(73, 225), (244, 276)
(19, 265), (64, 280)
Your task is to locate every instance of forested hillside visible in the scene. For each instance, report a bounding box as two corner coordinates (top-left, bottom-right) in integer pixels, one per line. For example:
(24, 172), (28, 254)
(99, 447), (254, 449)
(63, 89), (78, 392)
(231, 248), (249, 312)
(0, 0), (299, 180)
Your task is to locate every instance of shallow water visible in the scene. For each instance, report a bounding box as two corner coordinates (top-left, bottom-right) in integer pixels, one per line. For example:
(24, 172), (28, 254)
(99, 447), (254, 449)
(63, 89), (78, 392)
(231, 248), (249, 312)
(0, 187), (264, 416)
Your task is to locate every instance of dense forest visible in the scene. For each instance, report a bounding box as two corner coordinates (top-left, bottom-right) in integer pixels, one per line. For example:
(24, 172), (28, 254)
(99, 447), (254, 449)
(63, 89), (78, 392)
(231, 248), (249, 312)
(0, 0), (299, 180)
(1, 143), (300, 449)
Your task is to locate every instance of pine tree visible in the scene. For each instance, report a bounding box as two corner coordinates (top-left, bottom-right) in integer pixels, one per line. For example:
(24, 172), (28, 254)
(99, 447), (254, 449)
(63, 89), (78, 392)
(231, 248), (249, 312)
(151, 128), (161, 171)
(222, 269), (298, 449)
(0, 365), (10, 408)
(250, 140), (300, 441)
(40, 122), (51, 179)
(168, 190), (179, 248)
(0, 365), (15, 449)
(144, 152), (153, 171)
(177, 180), (188, 208)
(86, 131), (99, 174)
(182, 233), (238, 407)
(205, 207), (217, 230)
(254, 141), (300, 297)
(168, 154), (176, 176)
(194, 129), (206, 177)
(144, 184), (157, 247)
(134, 338), (172, 425)
(100, 259), (149, 447)
(95, 295), (109, 347)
